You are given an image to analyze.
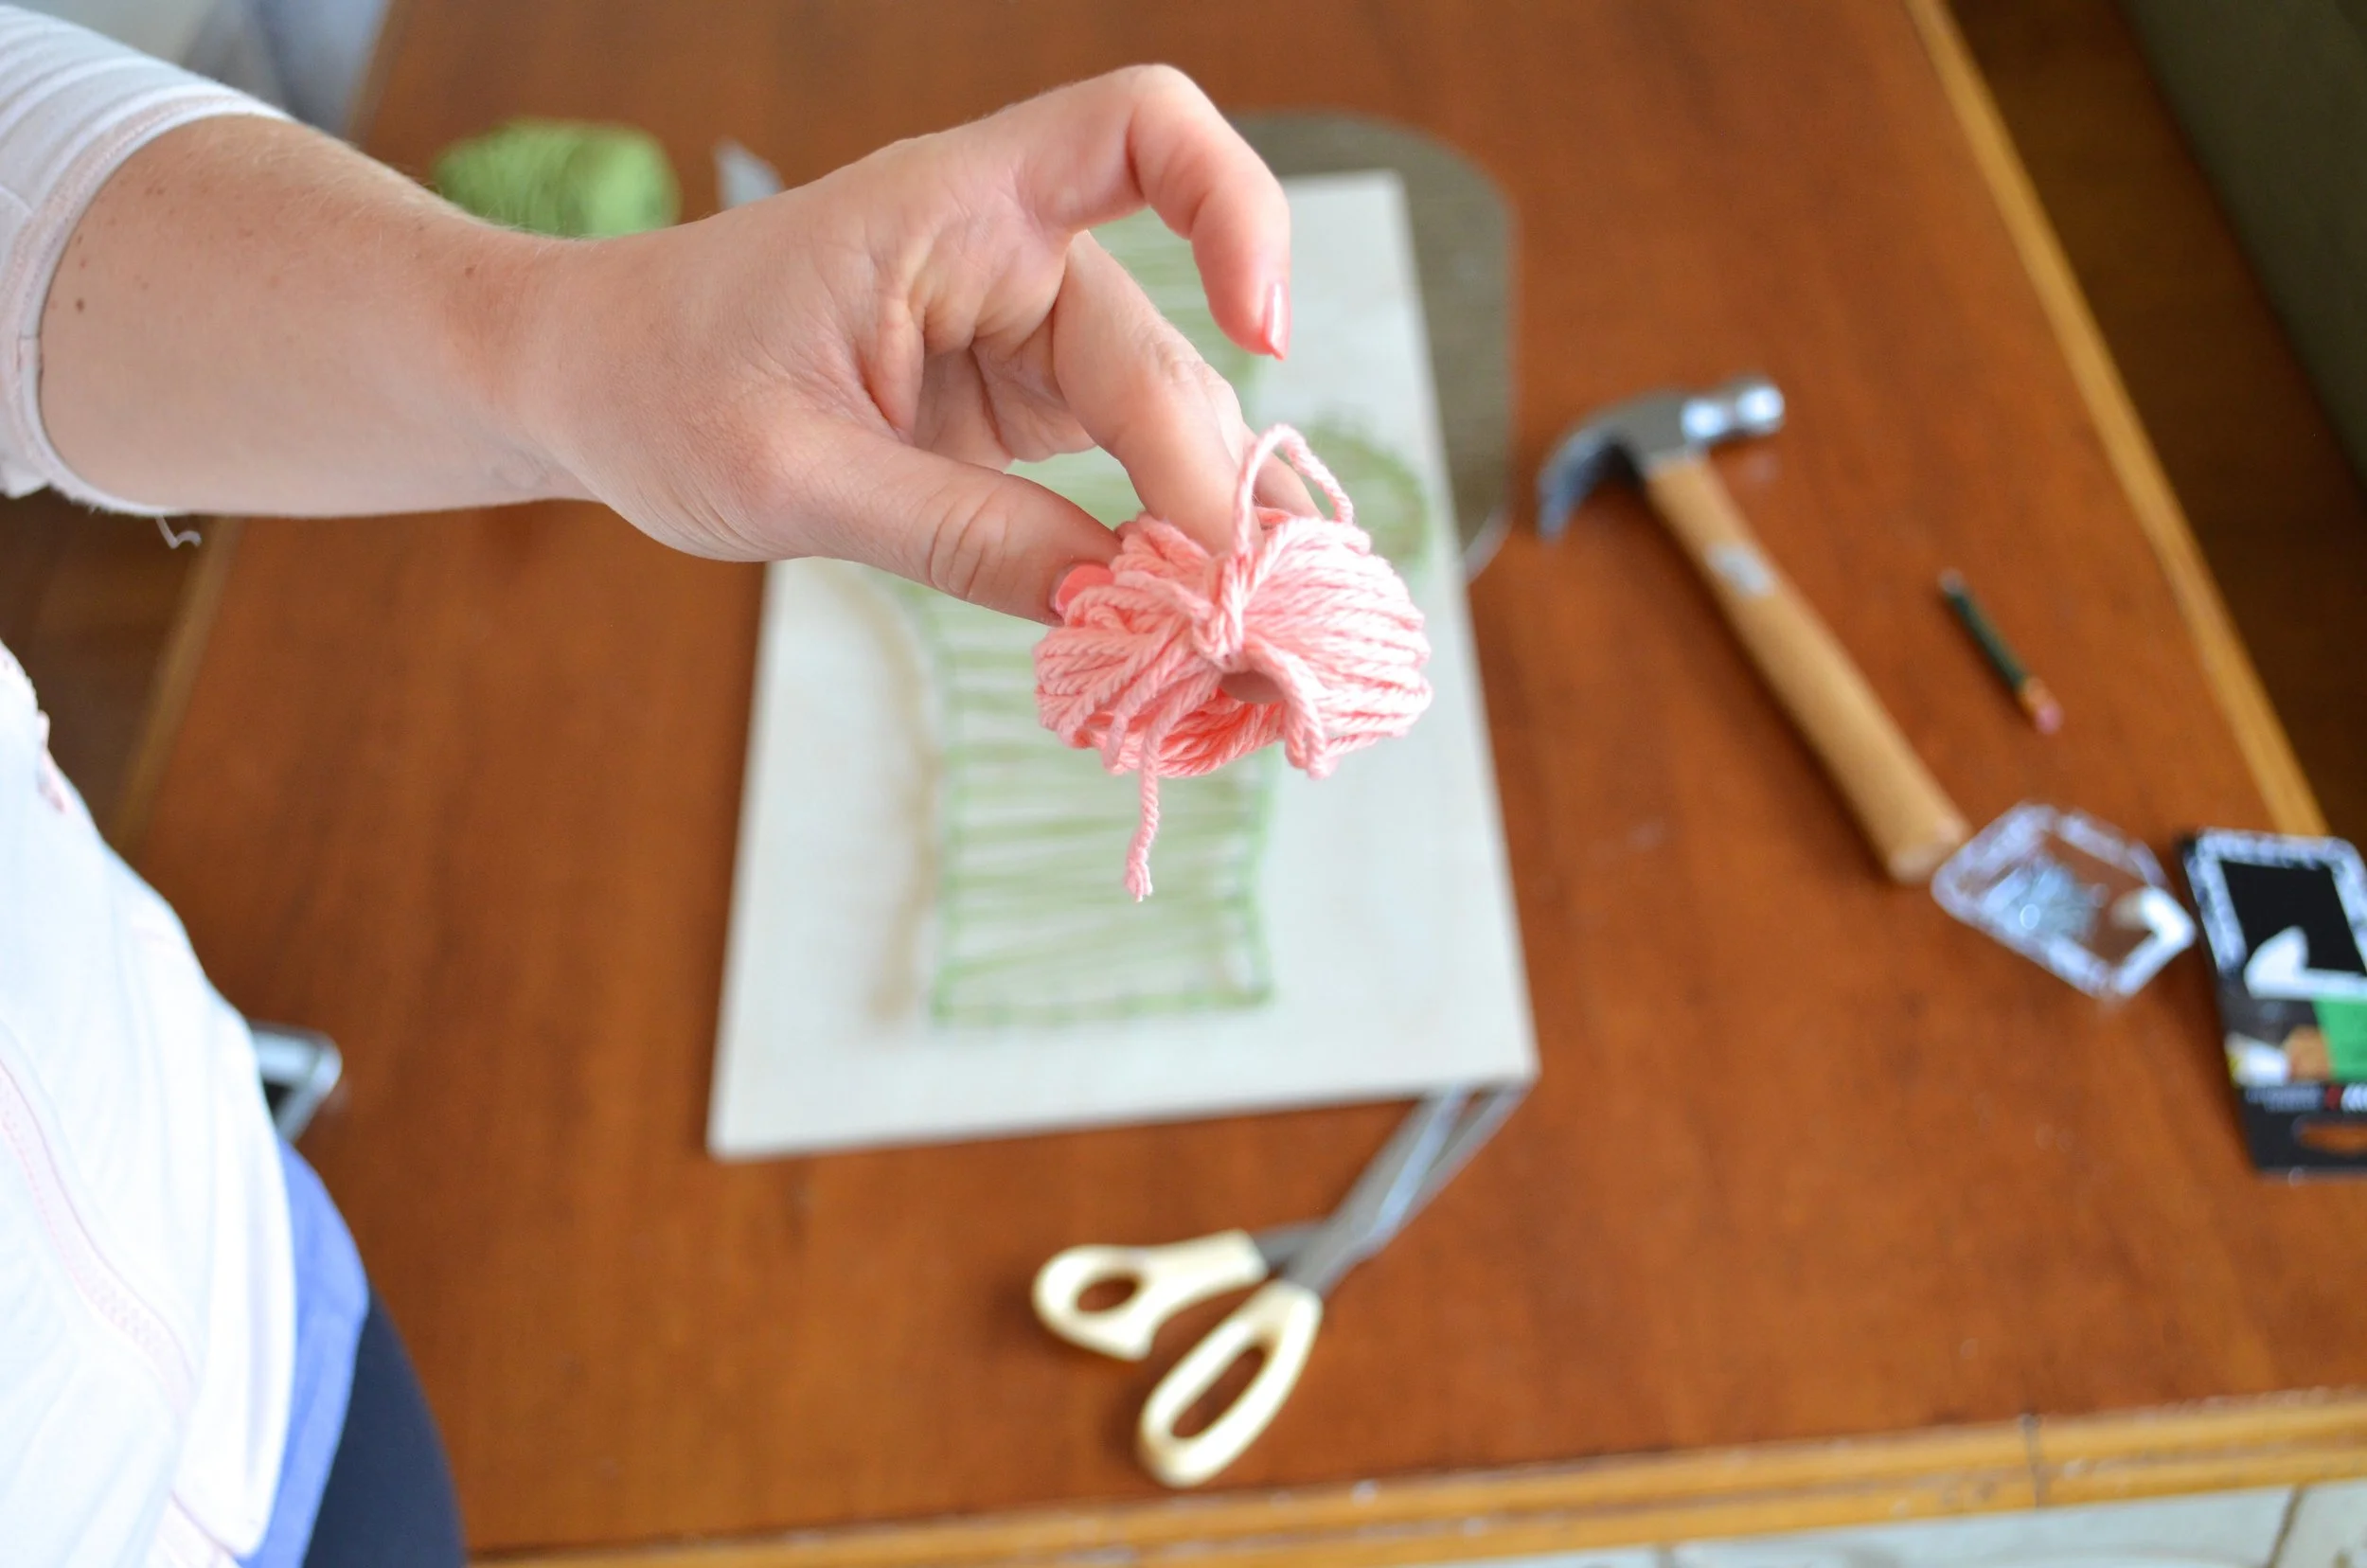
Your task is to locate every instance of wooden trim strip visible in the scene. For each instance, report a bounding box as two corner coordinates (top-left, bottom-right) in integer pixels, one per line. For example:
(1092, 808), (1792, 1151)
(2039, 1395), (2367, 1506)
(1901, 0), (2329, 837)
(108, 517), (241, 857)
(484, 1392), (2367, 1568)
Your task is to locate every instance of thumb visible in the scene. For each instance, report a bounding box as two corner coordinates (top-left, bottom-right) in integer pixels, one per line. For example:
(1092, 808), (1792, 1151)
(818, 430), (1117, 622)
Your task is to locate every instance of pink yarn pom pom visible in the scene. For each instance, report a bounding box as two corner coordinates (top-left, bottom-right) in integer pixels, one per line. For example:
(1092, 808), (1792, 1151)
(1035, 425), (1433, 900)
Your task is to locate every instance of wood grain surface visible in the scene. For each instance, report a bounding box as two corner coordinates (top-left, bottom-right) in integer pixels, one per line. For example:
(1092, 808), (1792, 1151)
(133, 0), (2362, 1555)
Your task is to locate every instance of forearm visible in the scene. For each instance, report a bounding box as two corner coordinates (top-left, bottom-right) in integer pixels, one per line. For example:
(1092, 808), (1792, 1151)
(38, 114), (576, 517)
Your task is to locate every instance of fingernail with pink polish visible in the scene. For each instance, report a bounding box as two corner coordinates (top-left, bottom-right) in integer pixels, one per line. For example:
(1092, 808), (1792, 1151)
(1262, 280), (1290, 359)
(1051, 562), (1113, 618)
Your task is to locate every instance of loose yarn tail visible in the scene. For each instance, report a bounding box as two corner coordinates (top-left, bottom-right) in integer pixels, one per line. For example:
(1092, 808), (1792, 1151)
(1125, 766), (1162, 901)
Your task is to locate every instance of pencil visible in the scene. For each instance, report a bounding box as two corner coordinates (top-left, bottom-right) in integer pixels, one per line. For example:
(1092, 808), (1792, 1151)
(1938, 569), (2062, 734)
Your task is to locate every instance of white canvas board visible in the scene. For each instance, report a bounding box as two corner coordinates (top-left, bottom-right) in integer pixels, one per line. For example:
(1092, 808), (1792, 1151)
(709, 172), (1535, 1158)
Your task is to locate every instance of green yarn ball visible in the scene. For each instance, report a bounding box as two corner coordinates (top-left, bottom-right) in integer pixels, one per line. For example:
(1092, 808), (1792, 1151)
(432, 119), (679, 238)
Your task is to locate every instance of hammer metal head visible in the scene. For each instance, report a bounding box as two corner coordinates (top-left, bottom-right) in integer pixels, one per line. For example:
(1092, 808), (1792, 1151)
(1537, 374), (1785, 538)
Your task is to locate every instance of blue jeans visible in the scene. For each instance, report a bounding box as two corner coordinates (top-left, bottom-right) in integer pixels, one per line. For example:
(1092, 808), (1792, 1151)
(302, 1295), (463, 1568)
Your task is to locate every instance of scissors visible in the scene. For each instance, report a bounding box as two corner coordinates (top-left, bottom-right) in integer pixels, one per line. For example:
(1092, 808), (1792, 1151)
(1032, 1085), (1525, 1488)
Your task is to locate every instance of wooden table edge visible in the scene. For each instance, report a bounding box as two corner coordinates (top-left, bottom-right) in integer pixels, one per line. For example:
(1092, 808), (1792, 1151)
(478, 1389), (2367, 1567)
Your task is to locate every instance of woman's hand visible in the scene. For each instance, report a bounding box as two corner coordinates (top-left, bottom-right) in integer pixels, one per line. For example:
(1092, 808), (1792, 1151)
(509, 66), (1300, 621)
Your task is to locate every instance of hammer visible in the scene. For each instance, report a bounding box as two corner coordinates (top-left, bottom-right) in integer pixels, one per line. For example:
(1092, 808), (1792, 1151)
(1539, 376), (1967, 883)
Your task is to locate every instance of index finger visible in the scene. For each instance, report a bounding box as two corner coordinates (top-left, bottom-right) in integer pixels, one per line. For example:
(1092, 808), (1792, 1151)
(980, 65), (1290, 360)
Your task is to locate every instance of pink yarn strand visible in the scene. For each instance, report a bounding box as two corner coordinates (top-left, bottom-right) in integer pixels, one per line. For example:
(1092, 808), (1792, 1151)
(1230, 425), (1356, 549)
(1036, 424), (1433, 900)
(1126, 765), (1162, 900)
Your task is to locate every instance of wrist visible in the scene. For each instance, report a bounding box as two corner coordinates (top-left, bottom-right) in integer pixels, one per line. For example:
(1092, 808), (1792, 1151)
(451, 224), (591, 503)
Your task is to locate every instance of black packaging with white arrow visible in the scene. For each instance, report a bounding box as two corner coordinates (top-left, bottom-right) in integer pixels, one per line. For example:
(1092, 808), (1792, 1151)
(2180, 829), (2367, 1175)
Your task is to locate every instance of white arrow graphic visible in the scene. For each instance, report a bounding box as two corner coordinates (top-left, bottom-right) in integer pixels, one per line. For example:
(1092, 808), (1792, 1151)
(2243, 925), (2367, 1003)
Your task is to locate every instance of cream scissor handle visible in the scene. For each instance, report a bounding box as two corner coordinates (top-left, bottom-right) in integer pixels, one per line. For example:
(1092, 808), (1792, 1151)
(1137, 1278), (1324, 1488)
(1032, 1230), (1272, 1363)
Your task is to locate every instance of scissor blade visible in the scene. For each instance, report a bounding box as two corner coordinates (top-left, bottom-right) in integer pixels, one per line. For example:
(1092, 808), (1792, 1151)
(1393, 1084), (1526, 1235)
(1282, 1093), (1468, 1296)
(1281, 1085), (1527, 1296)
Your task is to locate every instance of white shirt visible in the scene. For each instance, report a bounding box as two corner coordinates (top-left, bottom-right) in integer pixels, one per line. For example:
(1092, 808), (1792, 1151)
(0, 4), (283, 512)
(0, 8), (295, 1563)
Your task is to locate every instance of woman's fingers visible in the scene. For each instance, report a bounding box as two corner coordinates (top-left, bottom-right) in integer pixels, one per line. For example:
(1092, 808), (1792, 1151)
(1048, 234), (1255, 550)
(1043, 238), (1318, 550)
(1037, 235), (1304, 539)
(1253, 453), (1317, 518)
(890, 69), (1312, 573)
(821, 429), (1117, 621)
(984, 65), (1290, 359)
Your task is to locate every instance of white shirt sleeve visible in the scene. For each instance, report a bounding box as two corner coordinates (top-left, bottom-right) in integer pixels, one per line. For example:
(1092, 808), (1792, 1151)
(0, 5), (285, 515)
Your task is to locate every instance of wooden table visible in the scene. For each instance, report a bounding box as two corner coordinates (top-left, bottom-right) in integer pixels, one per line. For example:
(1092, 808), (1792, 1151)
(136, 2), (2367, 1562)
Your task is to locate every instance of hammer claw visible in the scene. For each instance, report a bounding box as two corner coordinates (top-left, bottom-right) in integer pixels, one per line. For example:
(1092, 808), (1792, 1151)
(1536, 430), (1628, 541)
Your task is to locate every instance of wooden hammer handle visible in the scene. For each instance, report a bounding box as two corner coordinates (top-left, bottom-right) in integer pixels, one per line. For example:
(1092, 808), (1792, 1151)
(1645, 455), (1967, 883)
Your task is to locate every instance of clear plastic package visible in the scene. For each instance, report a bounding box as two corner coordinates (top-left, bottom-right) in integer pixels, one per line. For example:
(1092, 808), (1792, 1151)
(1932, 802), (2196, 999)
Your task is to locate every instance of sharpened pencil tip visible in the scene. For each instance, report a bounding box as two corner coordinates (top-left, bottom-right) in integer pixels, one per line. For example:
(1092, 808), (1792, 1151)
(2020, 678), (2064, 736)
